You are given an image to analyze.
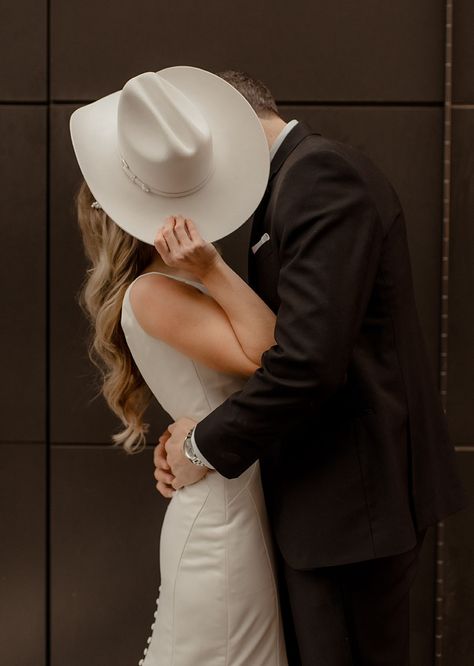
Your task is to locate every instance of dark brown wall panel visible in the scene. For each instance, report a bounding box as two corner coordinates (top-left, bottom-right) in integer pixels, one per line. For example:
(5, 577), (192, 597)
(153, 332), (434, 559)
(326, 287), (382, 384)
(410, 525), (436, 664)
(0, 444), (45, 665)
(49, 104), (119, 443)
(50, 0), (444, 102)
(0, 107), (46, 442)
(281, 106), (443, 373)
(453, 0), (474, 103)
(448, 110), (474, 443)
(443, 451), (474, 664)
(51, 446), (168, 666)
(1, 0), (47, 100)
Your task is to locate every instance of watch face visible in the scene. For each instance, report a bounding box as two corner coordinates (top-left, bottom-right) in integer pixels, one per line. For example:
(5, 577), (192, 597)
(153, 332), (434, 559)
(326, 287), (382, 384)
(184, 436), (194, 458)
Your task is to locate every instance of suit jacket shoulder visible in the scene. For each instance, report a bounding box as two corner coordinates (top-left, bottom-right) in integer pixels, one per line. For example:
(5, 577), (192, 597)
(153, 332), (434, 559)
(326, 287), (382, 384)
(269, 131), (403, 238)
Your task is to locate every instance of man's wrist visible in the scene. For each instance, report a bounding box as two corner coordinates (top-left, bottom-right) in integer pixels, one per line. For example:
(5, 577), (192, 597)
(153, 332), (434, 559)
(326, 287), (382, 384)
(184, 426), (215, 469)
(182, 427), (205, 466)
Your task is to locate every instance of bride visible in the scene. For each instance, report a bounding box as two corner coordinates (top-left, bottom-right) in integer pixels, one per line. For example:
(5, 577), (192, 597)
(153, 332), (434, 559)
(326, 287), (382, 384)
(71, 66), (288, 665)
(76, 189), (287, 666)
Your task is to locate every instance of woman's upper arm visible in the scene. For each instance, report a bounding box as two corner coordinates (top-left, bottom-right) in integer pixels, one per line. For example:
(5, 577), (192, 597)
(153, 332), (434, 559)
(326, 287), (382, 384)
(128, 274), (259, 378)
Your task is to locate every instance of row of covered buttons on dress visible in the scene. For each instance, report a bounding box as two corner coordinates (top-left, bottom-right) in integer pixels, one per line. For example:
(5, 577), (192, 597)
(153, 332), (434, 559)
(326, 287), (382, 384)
(138, 584), (161, 665)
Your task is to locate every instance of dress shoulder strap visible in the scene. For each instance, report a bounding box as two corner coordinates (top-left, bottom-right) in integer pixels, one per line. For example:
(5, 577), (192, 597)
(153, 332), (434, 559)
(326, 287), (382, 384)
(130, 270), (208, 293)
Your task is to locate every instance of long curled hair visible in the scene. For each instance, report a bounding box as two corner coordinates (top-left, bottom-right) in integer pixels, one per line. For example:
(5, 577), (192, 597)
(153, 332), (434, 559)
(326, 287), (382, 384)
(75, 179), (157, 454)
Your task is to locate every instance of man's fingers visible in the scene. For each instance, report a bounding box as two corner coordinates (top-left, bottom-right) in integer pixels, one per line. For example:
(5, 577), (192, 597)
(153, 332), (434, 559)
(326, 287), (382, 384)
(156, 481), (175, 499)
(158, 458), (171, 472)
(153, 449), (169, 470)
(155, 454), (171, 472)
(171, 478), (184, 490)
(154, 442), (171, 470)
(154, 466), (175, 485)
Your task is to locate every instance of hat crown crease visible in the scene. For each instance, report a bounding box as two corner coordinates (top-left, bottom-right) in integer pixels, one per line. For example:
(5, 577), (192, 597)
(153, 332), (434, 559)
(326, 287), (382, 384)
(137, 75), (208, 157)
(117, 72), (213, 195)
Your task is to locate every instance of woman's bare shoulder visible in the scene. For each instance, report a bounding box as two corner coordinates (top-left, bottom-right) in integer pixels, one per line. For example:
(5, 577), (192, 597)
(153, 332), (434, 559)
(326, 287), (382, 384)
(128, 272), (205, 338)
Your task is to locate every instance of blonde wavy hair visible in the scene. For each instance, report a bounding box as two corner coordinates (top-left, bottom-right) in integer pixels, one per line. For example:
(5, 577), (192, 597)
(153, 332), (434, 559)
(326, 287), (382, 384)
(76, 179), (157, 454)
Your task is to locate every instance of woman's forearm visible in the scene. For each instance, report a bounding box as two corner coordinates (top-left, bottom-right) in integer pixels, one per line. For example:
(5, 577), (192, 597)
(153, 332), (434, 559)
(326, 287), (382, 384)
(201, 255), (276, 366)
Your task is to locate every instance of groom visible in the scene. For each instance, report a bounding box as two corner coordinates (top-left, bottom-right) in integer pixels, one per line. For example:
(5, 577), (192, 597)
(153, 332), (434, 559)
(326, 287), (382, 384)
(154, 71), (466, 664)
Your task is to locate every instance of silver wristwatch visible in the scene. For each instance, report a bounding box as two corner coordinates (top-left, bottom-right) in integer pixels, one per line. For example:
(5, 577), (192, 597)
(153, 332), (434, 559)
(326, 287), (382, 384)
(182, 427), (206, 466)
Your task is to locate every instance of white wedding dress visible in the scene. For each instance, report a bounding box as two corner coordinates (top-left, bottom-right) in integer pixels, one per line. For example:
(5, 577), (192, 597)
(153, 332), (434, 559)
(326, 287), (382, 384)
(120, 270), (288, 666)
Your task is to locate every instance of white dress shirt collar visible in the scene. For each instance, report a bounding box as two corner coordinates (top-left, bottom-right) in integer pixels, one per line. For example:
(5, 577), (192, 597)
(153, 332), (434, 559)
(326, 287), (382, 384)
(269, 118), (299, 161)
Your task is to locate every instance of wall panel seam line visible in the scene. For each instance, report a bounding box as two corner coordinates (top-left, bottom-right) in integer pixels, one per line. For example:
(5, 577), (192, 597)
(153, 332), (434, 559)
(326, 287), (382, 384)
(435, 1), (454, 664)
(46, 0), (51, 662)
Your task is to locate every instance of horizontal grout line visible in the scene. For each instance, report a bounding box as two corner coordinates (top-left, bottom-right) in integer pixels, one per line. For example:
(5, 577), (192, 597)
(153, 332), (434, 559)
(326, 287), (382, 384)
(278, 100), (444, 107)
(0, 440), (46, 445)
(0, 441), (150, 449)
(0, 100), (48, 105)
(49, 442), (157, 448)
(2, 441), (473, 450)
(452, 104), (474, 110)
(0, 99), (445, 107)
(51, 99), (444, 107)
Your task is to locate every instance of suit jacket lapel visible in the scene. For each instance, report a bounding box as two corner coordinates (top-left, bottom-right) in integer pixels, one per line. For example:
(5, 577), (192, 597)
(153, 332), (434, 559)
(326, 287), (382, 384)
(248, 121), (320, 284)
(268, 120), (319, 182)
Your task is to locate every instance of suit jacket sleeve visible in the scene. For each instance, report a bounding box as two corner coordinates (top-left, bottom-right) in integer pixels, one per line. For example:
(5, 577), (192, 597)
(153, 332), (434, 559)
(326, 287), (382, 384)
(193, 149), (384, 478)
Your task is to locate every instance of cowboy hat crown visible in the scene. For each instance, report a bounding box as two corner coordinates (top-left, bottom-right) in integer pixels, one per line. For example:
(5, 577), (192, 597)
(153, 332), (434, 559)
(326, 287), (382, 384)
(117, 72), (214, 197)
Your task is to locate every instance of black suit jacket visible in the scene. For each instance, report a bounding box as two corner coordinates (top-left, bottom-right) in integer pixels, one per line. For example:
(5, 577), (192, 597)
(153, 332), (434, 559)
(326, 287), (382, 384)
(194, 121), (467, 569)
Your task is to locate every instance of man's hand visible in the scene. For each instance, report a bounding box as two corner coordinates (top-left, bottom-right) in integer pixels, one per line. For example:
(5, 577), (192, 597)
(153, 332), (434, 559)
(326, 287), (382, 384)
(153, 429), (176, 498)
(154, 417), (208, 497)
(166, 417), (209, 490)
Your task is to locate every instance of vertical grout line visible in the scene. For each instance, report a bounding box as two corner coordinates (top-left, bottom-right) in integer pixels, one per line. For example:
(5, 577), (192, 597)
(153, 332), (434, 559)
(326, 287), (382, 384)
(45, 0), (51, 663)
(435, 0), (453, 663)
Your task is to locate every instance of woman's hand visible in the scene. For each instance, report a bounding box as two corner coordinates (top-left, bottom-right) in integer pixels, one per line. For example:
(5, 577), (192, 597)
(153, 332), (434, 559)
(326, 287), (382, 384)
(154, 215), (222, 281)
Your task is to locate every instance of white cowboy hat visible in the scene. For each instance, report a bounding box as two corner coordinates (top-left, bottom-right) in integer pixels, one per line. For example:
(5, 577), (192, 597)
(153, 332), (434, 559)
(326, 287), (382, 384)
(69, 65), (270, 244)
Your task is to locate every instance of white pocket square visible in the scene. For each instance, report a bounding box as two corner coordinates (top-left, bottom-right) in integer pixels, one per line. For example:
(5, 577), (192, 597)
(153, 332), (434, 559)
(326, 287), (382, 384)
(251, 232), (270, 254)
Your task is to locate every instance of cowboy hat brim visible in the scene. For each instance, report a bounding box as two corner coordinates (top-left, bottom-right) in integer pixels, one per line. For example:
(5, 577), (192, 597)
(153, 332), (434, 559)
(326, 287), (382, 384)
(69, 65), (270, 244)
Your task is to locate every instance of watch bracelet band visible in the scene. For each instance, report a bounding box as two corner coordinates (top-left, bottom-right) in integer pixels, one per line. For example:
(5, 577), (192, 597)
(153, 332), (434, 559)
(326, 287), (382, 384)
(182, 427), (206, 466)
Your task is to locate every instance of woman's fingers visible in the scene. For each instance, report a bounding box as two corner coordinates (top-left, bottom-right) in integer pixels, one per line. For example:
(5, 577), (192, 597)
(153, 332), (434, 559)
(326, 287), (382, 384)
(156, 215), (199, 249)
(173, 215), (193, 245)
(154, 215), (207, 271)
(161, 217), (179, 253)
(184, 217), (201, 243)
(154, 226), (171, 257)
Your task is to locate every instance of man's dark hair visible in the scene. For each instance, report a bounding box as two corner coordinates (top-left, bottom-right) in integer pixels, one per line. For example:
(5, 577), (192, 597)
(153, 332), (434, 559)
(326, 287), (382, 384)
(215, 69), (280, 118)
